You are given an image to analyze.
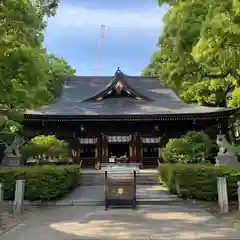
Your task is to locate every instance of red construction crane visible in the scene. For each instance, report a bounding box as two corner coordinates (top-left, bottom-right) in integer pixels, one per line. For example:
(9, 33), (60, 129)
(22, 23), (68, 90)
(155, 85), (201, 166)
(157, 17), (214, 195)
(92, 25), (106, 76)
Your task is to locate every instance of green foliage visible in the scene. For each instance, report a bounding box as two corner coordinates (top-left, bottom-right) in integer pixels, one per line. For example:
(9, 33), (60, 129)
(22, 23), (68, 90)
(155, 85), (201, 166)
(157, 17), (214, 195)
(158, 164), (240, 200)
(47, 54), (76, 102)
(0, 165), (80, 201)
(34, 0), (60, 17)
(21, 135), (69, 162)
(147, 0), (240, 107)
(0, 114), (7, 131)
(161, 131), (212, 163)
(0, 110), (25, 145)
(184, 131), (213, 158)
(228, 88), (240, 107)
(161, 138), (192, 163)
(0, 0), (75, 143)
(1, 0), (50, 110)
(0, 114), (24, 145)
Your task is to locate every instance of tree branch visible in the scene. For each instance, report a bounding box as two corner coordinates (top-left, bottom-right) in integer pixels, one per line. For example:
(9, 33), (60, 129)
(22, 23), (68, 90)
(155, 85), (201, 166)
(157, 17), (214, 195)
(203, 70), (239, 86)
(204, 72), (230, 79)
(42, 0), (58, 9)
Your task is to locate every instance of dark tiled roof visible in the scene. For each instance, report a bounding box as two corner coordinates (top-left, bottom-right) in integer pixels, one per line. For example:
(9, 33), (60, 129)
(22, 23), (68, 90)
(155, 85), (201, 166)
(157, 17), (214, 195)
(25, 70), (237, 117)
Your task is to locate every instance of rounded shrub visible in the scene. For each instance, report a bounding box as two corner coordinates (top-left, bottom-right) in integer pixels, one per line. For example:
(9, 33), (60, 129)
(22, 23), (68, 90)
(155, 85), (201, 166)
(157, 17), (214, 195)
(161, 131), (213, 164)
(0, 165), (80, 201)
(161, 138), (192, 163)
(21, 135), (70, 164)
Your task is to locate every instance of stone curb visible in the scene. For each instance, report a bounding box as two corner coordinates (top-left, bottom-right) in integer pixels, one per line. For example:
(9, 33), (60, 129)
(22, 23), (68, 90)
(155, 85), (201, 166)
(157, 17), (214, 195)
(0, 221), (20, 237)
(2, 198), (215, 209)
(2, 198), (183, 207)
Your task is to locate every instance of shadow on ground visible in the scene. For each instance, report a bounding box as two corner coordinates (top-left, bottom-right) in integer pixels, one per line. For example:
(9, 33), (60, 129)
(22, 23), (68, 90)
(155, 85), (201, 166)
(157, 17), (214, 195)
(2, 205), (240, 240)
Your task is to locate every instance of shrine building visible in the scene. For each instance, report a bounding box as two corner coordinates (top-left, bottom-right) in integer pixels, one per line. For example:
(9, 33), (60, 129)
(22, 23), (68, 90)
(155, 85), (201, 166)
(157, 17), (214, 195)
(24, 68), (238, 168)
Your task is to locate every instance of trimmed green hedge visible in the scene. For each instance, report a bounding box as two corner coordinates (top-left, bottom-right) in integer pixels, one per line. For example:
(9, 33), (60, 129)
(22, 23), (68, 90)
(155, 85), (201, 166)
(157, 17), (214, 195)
(158, 164), (240, 201)
(0, 165), (80, 201)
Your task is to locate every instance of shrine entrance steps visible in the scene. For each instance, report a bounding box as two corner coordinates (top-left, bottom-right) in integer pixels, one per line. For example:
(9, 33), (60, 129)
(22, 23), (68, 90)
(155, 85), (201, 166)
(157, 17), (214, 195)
(80, 170), (105, 186)
(80, 169), (159, 186)
(56, 169), (180, 206)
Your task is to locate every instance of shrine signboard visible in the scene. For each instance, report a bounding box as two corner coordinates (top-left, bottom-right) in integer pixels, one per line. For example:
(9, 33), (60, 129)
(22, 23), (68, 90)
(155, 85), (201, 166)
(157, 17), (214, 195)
(103, 166), (137, 209)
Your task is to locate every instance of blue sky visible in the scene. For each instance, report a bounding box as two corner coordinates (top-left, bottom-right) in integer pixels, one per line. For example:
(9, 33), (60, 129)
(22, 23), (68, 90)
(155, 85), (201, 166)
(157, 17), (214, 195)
(44, 0), (168, 76)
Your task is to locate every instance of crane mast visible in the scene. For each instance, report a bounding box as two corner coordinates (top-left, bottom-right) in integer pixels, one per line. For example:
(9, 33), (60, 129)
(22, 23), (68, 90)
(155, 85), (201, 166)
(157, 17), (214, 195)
(92, 25), (106, 76)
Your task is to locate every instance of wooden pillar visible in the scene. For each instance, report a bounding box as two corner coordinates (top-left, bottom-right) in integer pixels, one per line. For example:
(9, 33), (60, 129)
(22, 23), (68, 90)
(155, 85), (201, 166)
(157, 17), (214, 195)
(71, 138), (80, 164)
(158, 137), (161, 159)
(139, 135), (143, 167)
(102, 134), (108, 163)
(136, 133), (142, 165)
(95, 136), (101, 169)
(129, 134), (132, 160)
(129, 133), (137, 162)
(77, 138), (81, 165)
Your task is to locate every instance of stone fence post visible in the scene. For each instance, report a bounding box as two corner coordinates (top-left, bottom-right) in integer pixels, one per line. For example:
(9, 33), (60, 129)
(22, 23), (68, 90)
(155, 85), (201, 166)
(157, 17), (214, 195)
(0, 183), (3, 203)
(217, 177), (229, 213)
(237, 181), (240, 211)
(14, 180), (25, 214)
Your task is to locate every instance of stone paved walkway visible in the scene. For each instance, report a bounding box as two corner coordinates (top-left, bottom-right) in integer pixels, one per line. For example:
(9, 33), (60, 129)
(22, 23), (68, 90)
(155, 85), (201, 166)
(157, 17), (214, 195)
(2, 205), (240, 239)
(136, 185), (178, 200)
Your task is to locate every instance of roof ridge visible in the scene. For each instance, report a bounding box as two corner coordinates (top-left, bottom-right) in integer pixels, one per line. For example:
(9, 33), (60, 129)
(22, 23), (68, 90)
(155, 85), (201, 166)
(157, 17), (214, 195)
(124, 75), (158, 79)
(81, 70), (153, 101)
(66, 76), (113, 79)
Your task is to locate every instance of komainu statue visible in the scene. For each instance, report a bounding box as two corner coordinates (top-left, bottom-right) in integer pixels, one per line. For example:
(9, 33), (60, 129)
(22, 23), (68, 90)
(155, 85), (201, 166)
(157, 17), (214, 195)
(216, 134), (239, 165)
(4, 135), (25, 157)
(216, 134), (235, 154)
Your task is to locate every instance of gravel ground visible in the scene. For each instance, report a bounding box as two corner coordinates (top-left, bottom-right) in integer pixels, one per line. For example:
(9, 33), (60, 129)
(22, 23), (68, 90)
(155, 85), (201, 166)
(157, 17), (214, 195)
(3, 204), (240, 240)
(0, 204), (19, 235)
(0, 204), (39, 236)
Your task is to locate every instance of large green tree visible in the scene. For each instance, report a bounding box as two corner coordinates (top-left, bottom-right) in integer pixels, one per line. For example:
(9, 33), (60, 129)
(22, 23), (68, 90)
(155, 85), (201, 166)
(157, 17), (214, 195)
(144, 0), (240, 107)
(0, 0), (75, 133)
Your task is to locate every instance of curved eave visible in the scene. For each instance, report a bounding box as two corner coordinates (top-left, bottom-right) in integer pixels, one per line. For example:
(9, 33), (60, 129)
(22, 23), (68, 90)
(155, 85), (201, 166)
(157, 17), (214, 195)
(84, 74), (117, 101)
(119, 74), (153, 101)
(24, 108), (239, 122)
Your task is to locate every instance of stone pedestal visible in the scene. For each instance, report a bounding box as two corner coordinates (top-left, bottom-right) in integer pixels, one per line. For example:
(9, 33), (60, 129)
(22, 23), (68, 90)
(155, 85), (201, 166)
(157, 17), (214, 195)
(1, 156), (23, 167)
(215, 153), (239, 165)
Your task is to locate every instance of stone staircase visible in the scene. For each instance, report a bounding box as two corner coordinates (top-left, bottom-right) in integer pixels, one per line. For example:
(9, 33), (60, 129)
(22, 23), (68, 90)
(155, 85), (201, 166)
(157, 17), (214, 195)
(80, 171), (105, 186)
(80, 169), (159, 186)
(136, 170), (159, 185)
(60, 169), (179, 206)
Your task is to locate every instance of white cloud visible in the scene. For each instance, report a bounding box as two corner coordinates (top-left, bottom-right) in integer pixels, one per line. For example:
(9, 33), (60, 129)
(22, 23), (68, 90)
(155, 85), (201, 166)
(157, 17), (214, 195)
(47, 3), (166, 32)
